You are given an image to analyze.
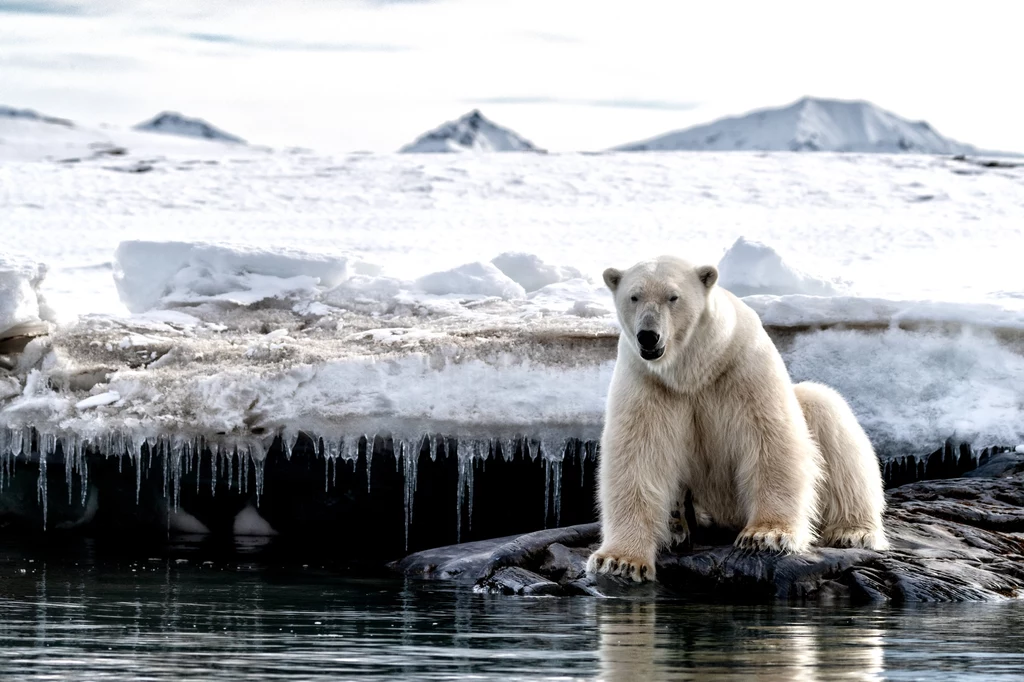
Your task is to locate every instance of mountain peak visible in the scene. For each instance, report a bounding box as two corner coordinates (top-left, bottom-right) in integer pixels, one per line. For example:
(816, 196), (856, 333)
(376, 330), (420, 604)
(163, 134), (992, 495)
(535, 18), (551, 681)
(615, 97), (979, 155)
(134, 112), (245, 144)
(400, 110), (543, 153)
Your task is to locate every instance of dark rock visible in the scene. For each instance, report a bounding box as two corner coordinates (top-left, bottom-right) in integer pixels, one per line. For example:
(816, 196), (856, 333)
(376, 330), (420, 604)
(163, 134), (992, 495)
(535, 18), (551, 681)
(539, 542), (590, 582)
(965, 451), (1024, 479)
(391, 524), (600, 583)
(393, 474), (1024, 602)
(475, 566), (561, 595)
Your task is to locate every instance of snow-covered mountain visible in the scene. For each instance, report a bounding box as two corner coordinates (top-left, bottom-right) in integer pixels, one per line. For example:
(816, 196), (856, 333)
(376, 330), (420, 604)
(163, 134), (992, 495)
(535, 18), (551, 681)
(615, 97), (981, 154)
(400, 110), (543, 153)
(134, 112), (245, 144)
(0, 105), (72, 127)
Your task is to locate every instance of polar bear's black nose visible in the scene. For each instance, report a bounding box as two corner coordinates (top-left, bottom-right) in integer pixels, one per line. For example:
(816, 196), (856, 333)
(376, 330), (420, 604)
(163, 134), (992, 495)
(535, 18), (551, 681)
(637, 330), (660, 351)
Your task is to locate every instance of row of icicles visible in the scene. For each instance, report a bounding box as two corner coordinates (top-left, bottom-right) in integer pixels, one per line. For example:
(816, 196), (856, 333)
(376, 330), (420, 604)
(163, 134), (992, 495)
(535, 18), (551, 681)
(0, 427), (595, 549)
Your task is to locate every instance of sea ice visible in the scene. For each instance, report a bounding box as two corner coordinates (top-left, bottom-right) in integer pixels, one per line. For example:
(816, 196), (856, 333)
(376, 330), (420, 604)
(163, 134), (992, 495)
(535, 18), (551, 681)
(0, 253), (54, 338)
(414, 261), (526, 300)
(718, 237), (845, 297)
(113, 241), (359, 313)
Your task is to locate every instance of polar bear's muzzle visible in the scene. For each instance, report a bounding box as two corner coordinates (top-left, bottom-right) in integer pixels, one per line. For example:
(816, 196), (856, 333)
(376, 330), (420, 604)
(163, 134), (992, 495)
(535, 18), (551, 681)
(636, 330), (665, 361)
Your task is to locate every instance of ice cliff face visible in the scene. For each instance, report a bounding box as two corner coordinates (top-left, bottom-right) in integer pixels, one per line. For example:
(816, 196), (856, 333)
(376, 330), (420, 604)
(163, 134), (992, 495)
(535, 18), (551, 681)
(134, 112), (245, 144)
(616, 97), (980, 154)
(399, 110), (543, 153)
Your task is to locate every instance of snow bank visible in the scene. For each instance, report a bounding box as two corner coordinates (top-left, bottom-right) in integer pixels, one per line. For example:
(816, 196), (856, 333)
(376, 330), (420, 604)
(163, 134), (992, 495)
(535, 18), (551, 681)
(113, 241), (361, 314)
(525, 278), (612, 318)
(414, 261), (526, 300)
(0, 253), (54, 337)
(717, 237), (845, 297)
(491, 252), (584, 293)
(786, 327), (1024, 454)
(746, 295), (1024, 331)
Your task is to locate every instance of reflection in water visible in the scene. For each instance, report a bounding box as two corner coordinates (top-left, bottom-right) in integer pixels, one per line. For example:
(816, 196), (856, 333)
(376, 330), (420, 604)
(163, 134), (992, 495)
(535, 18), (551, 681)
(597, 601), (885, 681)
(0, 547), (1023, 680)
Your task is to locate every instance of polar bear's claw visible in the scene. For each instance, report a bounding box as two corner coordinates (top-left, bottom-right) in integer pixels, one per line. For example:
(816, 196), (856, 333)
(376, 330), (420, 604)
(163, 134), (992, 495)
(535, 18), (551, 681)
(586, 549), (655, 583)
(734, 526), (803, 554)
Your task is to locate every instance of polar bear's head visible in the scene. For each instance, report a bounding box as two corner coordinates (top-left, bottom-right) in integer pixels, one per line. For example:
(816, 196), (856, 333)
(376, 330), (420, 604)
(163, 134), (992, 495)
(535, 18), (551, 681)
(603, 256), (718, 363)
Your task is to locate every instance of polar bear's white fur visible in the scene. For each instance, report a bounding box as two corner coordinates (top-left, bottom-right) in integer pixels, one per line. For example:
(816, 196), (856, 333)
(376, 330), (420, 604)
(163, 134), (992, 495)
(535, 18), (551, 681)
(587, 256), (887, 582)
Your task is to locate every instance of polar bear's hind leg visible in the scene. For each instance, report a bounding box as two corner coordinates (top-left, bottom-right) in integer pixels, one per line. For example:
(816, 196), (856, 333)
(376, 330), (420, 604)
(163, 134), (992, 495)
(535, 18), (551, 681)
(795, 381), (889, 551)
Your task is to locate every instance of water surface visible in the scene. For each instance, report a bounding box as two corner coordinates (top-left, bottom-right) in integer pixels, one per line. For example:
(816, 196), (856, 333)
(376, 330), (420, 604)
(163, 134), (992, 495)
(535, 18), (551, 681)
(1, 541), (1023, 680)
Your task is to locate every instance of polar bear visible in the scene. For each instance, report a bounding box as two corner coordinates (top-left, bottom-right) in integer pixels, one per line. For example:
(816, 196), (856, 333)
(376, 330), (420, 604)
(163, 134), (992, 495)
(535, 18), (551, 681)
(586, 256), (887, 582)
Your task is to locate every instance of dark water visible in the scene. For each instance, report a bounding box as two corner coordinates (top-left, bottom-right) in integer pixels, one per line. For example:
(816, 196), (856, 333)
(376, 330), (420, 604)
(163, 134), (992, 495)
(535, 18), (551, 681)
(2, 541), (1023, 680)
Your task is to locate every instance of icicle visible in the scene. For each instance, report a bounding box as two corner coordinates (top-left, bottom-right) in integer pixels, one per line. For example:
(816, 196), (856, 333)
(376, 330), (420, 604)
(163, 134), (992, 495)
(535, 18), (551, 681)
(454, 438), (464, 542)
(171, 437), (186, 512)
(146, 436), (158, 481)
(365, 435), (373, 493)
(63, 435), (75, 505)
(226, 445), (234, 491)
(248, 441), (267, 506)
(37, 432), (52, 530)
(131, 436), (143, 504)
(341, 436), (359, 463)
(211, 443), (220, 497)
(11, 428), (24, 458)
(323, 437), (341, 493)
(254, 456), (265, 506)
(401, 437), (420, 551)
(551, 454), (563, 527)
(429, 434), (438, 462)
(501, 437), (516, 462)
(160, 437), (169, 501)
(78, 438), (89, 508)
(541, 439), (567, 528)
(454, 438), (482, 542)
(282, 429), (298, 460)
(240, 444), (249, 494)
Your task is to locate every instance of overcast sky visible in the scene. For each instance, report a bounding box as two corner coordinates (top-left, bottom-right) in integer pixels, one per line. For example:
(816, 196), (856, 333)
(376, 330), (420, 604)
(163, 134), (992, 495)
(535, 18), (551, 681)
(2, 0), (1020, 153)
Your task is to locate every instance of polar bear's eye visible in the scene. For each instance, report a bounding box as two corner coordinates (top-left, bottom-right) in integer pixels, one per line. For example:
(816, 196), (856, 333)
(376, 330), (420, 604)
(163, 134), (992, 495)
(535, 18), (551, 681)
(669, 295), (679, 302)
(630, 295), (638, 302)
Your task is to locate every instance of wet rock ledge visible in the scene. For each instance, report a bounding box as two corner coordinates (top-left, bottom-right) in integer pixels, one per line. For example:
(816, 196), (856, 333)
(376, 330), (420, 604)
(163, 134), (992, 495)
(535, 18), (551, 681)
(392, 464), (1024, 602)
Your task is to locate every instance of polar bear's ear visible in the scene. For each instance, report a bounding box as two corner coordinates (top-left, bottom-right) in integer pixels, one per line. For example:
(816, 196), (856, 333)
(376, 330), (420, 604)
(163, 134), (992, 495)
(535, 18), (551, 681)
(697, 265), (718, 289)
(603, 268), (623, 292)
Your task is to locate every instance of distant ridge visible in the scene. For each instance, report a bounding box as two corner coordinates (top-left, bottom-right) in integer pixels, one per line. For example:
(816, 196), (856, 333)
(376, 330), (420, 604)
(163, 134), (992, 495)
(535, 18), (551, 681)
(615, 97), (984, 154)
(0, 105), (72, 127)
(400, 110), (543, 153)
(134, 112), (245, 144)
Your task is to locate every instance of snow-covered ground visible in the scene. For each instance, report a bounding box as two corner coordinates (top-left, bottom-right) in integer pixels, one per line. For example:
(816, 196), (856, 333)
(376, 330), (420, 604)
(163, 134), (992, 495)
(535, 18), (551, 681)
(4, 149), (1023, 318)
(2, 139), (1024, 531)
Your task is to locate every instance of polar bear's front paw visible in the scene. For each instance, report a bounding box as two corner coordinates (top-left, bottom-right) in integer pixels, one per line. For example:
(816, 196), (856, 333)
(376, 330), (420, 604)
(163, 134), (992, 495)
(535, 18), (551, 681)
(586, 548), (655, 582)
(734, 525), (805, 554)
